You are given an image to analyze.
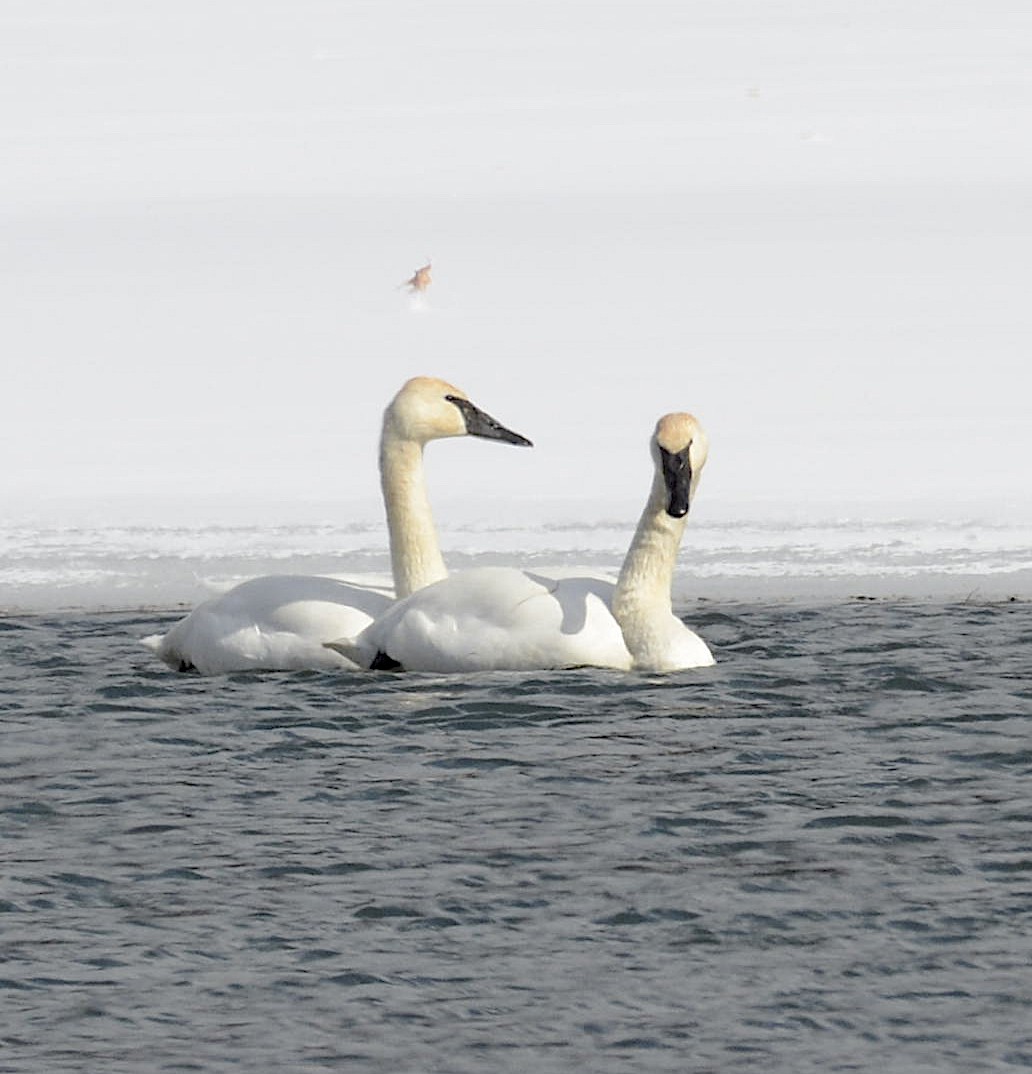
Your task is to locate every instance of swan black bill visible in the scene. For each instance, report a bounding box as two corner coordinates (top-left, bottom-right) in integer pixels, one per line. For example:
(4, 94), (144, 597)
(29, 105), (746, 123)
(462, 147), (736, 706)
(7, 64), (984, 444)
(445, 396), (533, 447)
(660, 446), (692, 518)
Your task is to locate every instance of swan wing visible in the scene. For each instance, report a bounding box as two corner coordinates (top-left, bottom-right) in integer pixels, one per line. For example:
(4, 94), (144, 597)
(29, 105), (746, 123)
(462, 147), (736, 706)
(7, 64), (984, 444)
(146, 575), (393, 673)
(359, 567), (632, 672)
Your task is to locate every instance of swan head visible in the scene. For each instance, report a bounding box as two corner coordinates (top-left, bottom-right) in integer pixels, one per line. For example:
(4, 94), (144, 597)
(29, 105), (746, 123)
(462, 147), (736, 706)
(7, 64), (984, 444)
(385, 377), (533, 447)
(653, 412), (708, 519)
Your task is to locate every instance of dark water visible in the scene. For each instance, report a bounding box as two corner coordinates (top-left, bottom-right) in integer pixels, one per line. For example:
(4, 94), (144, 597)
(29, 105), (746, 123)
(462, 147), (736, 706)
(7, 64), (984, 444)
(2, 600), (1031, 1073)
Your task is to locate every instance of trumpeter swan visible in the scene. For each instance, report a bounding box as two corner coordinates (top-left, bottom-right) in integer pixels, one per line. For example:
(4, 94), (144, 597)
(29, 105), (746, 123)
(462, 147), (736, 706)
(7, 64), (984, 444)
(328, 412), (713, 673)
(142, 377), (531, 673)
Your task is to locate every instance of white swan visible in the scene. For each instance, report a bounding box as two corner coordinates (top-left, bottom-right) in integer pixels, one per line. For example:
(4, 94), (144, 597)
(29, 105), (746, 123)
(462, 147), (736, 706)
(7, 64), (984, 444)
(142, 377), (532, 673)
(329, 412), (714, 673)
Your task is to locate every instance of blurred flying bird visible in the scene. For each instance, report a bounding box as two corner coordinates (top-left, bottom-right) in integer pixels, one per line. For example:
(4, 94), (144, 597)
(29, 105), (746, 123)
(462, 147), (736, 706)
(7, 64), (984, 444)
(402, 260), (432, 293)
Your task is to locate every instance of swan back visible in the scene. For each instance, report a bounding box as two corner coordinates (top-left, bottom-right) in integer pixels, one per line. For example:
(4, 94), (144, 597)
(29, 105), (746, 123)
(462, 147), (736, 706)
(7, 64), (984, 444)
(330, 567), (631, 673)
(146, 575), (393, 674)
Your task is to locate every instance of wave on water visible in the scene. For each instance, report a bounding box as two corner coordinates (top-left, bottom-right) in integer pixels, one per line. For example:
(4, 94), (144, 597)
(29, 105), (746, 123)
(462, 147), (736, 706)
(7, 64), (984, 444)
(3, 512), (1031, 613)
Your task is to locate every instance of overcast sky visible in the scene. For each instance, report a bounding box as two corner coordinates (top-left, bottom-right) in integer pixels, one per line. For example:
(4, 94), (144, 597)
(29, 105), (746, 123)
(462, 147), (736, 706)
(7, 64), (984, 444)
(3, 0), (1029, 522)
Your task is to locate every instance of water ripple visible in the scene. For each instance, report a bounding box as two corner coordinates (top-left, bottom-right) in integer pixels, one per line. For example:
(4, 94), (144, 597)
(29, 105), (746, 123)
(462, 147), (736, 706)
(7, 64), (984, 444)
(1, 601), (1030, 1072)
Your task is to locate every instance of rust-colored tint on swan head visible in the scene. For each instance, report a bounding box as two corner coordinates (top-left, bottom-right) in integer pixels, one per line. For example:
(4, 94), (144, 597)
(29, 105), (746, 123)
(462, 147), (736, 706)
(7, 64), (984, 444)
(385, 376), (532, 447)
(653, 412), (709, 519)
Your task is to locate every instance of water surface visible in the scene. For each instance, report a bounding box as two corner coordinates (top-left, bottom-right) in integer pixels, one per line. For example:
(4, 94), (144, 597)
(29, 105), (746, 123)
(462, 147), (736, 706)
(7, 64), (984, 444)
(2, 600), (1031, 1072)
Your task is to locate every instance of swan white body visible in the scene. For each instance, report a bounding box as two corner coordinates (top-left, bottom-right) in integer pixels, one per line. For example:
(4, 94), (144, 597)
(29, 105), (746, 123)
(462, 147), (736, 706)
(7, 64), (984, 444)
(345, 568), (632, 672)
(142, 377), (531, 673)
(333, 413), (714, 674)
(145, 575), (393, 674)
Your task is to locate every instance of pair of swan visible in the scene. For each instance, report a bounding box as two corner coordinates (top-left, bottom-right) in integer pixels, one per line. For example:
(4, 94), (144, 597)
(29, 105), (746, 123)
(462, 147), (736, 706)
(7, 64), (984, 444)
(327, 412), (713, 673)
(145, 378), (713, 675)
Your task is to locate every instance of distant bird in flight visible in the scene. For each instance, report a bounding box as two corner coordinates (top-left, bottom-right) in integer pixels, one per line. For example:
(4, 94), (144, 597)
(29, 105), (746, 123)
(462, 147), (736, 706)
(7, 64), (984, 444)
(403, 260), (432, 293)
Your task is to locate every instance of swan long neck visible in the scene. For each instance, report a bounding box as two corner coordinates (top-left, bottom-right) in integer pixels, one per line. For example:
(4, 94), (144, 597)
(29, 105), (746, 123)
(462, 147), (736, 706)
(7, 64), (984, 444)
(612, 472), (686, 657)
(380, 435), (448, 599)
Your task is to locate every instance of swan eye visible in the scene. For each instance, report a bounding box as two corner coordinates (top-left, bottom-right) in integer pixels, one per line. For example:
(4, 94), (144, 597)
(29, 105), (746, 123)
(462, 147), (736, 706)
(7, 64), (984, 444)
(444, 394), (475, 425)
(444, 394), (474, 425)
(662, 445), (692, 473)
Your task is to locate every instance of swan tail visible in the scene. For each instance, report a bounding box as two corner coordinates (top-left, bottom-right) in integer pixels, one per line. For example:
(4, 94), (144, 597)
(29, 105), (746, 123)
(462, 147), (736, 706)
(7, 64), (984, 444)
(141, 632), (196, 671)
(140, 634), (164, 653)
(324, 636), (364, 666)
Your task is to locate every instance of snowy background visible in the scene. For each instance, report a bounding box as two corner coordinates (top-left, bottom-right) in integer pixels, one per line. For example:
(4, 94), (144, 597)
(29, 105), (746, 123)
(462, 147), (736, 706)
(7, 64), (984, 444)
(3, 0), (1030, 608)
